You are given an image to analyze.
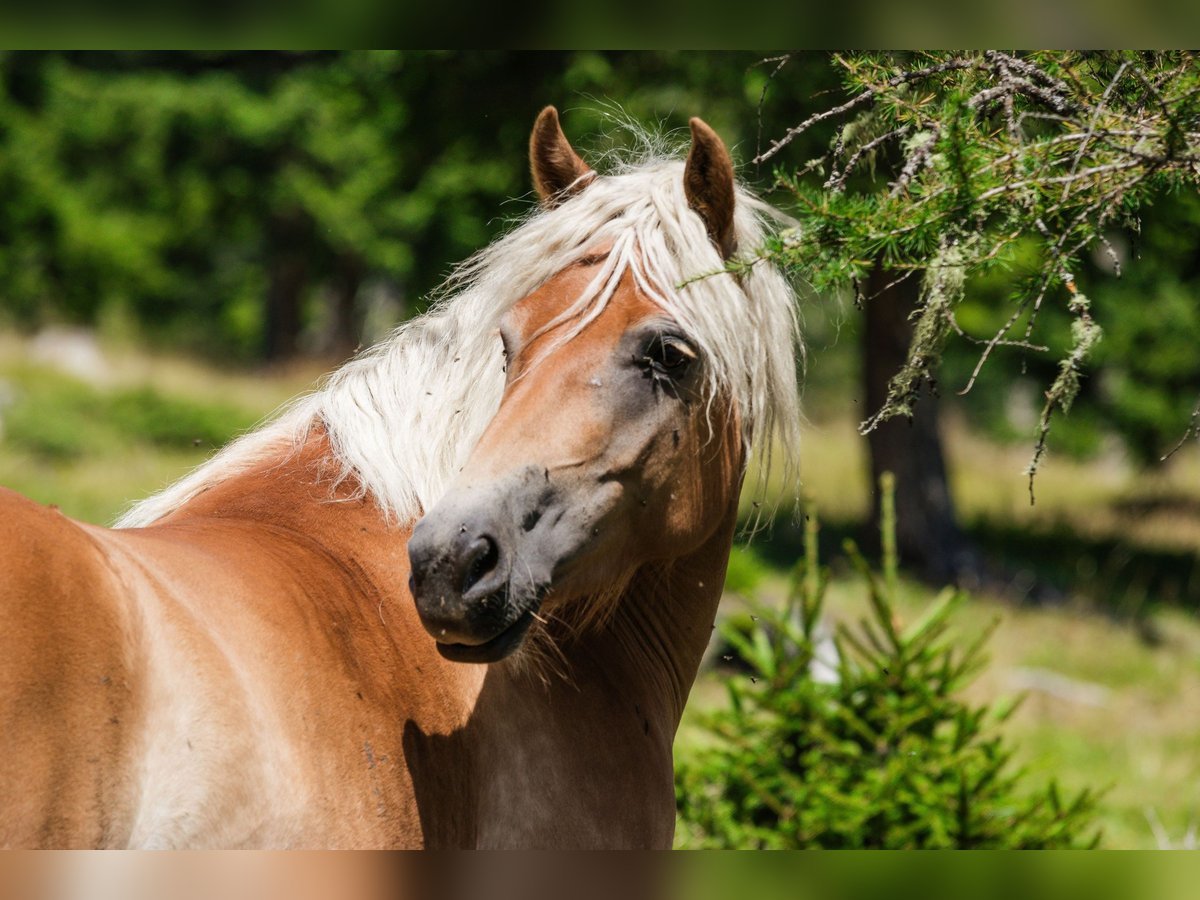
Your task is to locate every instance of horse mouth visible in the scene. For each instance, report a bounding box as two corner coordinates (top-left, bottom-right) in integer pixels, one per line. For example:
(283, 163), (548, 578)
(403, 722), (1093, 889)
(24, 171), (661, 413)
(435, 606), (537, 664)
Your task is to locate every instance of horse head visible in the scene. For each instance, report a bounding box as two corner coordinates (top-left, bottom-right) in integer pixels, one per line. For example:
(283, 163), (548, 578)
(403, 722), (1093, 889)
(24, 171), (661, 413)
(407, 108), (766, 663)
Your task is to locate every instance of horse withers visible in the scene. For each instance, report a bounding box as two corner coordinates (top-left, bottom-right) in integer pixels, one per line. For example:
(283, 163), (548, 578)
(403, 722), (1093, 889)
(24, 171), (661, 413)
(0, 108), (800, 848)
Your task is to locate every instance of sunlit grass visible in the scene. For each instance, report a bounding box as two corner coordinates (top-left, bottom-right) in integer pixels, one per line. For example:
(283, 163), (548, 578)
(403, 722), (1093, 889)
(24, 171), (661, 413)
(0, 331), (323, 523)
(949, 420), (1200, 552)
(955, 600), (1200, 849)
(744, 405), (1200, 550)
(0, 445), (209, 524)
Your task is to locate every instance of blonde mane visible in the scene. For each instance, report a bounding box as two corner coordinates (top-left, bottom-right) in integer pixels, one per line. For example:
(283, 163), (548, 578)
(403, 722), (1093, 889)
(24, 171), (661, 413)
(118, 151), (801, 530)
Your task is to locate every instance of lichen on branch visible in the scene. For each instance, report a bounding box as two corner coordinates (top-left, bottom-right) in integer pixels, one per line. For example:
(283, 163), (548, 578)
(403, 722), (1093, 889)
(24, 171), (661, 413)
(754, 51), (1200, 495)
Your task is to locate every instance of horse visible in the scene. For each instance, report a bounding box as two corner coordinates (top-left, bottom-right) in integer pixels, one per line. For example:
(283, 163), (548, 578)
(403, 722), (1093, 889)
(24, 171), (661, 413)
(0, 107), (800, 848)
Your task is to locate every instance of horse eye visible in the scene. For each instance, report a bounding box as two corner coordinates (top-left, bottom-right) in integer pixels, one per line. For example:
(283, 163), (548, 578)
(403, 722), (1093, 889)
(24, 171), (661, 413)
(643, 335), (696, 374)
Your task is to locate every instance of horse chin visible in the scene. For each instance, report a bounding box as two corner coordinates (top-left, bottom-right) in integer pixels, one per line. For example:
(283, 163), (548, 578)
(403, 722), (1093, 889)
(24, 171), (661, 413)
(434, 603), (540, 664)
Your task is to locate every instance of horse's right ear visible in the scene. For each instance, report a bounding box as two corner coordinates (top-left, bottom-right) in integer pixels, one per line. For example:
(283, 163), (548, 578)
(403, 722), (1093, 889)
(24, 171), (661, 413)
(530, 106), (594, 207)
(684, 118), (737, 259)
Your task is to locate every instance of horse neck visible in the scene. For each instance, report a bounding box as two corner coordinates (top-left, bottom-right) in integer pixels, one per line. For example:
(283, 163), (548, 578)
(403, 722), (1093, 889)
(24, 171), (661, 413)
(544, 502), (739, 733)
(444, 508), (736, 848)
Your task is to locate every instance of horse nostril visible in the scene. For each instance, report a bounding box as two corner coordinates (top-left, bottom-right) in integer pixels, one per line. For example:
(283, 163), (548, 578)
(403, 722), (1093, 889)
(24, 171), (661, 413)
(461, 535), (500, 595)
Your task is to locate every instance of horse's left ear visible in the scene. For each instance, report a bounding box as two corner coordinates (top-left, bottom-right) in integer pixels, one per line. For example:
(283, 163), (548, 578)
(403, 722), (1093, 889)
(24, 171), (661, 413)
(531, 106), (594, 207)
(684, 118), (737, 259)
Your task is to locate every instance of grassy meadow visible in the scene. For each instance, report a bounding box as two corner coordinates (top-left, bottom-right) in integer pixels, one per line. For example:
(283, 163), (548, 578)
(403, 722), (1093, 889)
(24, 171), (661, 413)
(0, 331), (323, 523)
(3, 330), (1199, 848)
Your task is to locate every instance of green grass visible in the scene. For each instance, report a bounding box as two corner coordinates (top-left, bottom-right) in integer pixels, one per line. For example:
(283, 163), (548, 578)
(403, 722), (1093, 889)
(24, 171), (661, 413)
(2, 365), (258, 459)
(957, 600), (1200, 849)
(0, 333), (320, 523)
(0, 445), (215, 524)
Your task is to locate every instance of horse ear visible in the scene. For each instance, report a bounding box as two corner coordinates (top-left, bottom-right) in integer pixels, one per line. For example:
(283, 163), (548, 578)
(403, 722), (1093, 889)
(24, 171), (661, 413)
(530, 106), (594, 207)
(684, 117), (737, 259)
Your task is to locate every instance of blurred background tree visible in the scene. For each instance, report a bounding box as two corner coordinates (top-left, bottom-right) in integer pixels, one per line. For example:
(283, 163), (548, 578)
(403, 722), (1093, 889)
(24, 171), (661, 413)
(0, 51), (827, 358)
(0, 51), (559, 359)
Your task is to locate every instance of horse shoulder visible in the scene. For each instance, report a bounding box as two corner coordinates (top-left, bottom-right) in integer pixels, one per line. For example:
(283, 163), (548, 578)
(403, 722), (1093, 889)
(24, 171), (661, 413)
(0, 488), (140, 848)
(93, 506), (479, 848)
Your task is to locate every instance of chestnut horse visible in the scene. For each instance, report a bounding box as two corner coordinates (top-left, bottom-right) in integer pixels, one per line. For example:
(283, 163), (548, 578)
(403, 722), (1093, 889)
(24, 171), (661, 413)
(0, 108), (800, 848)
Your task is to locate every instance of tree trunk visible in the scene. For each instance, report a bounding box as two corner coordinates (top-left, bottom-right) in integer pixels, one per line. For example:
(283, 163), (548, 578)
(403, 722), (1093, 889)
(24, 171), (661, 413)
(862, 264), (974, 583)
(264, 214), (308, 362)
(329, 255), (363, 358)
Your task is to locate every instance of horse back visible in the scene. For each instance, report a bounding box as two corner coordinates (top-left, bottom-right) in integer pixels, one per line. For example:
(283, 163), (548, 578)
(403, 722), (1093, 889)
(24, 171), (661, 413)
(0, 488), (139, 848)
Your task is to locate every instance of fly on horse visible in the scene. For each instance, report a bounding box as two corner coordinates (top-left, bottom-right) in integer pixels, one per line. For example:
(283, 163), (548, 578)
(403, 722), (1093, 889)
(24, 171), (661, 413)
(0, 108), (800, 848)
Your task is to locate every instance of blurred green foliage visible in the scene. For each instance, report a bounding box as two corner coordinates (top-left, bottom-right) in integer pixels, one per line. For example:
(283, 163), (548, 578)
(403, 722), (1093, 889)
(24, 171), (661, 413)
(722, 543), (774, 597)
(675, 477), (1100, 848)
(1, 51), (1198, 463)
(0, 51), (825, 360)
